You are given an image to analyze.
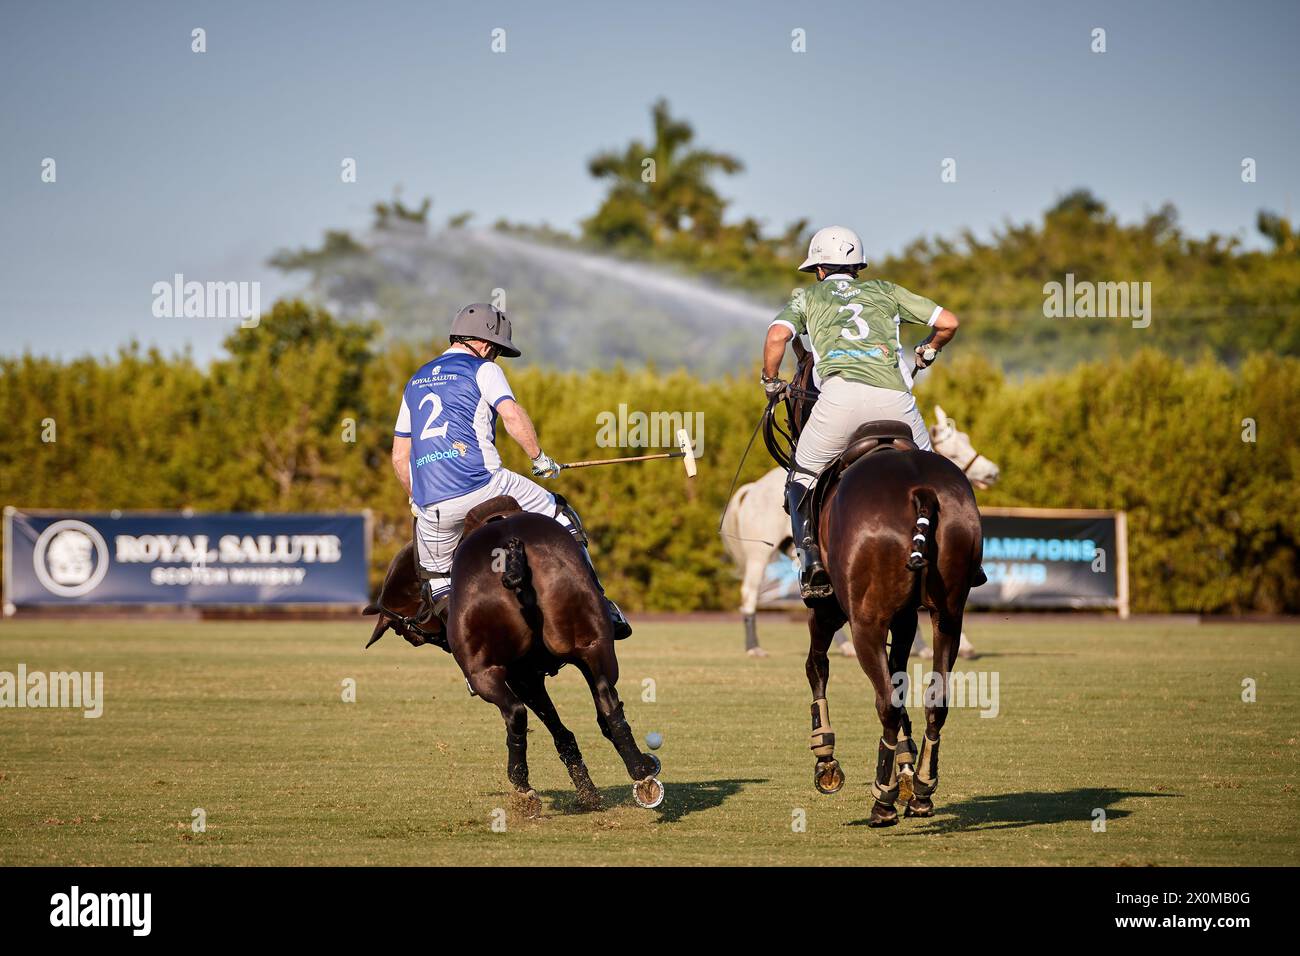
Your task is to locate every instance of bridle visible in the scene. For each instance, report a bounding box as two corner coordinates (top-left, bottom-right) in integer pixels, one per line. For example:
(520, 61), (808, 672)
(933, 428), (985, 480)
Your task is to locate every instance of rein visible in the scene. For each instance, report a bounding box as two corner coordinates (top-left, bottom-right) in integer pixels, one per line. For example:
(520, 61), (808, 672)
(716, 397), (779, 542)
(377, 601), (438, 642)
(762, 358), (819, 472)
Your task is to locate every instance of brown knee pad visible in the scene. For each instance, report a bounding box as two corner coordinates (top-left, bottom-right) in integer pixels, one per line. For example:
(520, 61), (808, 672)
(809, 698), (835, 758)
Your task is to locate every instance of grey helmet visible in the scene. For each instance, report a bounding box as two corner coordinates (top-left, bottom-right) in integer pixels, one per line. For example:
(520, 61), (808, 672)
(449, 303), (520, 358)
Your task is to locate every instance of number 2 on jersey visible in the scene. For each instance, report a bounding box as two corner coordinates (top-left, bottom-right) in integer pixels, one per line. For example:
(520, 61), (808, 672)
(419, 392), (449, 440)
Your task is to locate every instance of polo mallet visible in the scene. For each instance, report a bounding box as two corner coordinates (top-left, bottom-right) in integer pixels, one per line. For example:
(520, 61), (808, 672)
(559, 428), (698, 478)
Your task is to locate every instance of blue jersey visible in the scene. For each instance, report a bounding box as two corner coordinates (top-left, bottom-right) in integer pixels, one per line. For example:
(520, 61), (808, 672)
(394, 348), (516, 506)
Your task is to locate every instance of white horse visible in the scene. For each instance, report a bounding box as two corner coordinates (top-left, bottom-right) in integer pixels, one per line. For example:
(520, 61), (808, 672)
(722, 406), (1000, 657)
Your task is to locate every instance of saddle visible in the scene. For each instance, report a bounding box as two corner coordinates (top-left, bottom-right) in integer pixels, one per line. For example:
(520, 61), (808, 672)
(808, 420), (920, 538)
(838, 420), (919, 469)
(462, 495), (523, 538)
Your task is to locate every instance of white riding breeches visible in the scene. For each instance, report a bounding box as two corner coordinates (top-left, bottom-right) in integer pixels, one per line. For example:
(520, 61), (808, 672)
(791, 375), (931, 489)
(414, 469), (564, 582)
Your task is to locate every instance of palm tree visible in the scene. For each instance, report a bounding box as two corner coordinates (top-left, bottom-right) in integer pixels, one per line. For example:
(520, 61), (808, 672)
(584, 99), (743, 247)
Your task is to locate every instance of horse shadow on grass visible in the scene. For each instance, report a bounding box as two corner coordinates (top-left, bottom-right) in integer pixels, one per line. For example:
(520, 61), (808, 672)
(846, 787), (1181, 834)
(537, 777), (767, 823)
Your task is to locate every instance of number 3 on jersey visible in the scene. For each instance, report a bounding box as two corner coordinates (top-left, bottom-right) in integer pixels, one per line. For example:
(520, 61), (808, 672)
(838, 303), (871, 340)
(419, 392), (449, 440)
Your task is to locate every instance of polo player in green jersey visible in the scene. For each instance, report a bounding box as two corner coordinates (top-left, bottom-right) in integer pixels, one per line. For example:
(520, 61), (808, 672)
(761, 225), (961, 599)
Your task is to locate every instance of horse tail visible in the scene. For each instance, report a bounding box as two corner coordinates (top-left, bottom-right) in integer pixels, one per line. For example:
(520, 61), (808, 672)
(501, 536), (529, 591)
(906, 488), (939, 571)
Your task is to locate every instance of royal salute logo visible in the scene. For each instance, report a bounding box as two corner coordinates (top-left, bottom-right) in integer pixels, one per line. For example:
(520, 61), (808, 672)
(33, 520), (109, 597)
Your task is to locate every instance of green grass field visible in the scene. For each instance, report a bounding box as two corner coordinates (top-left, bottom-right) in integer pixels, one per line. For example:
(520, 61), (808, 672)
(0, 616), (1296, 866)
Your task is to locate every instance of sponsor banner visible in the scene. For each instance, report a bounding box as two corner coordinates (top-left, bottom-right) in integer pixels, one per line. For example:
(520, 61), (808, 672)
(970, 512), (1121, 609)
(758, 509), (1126, 612)
(3, 509), (370, 608)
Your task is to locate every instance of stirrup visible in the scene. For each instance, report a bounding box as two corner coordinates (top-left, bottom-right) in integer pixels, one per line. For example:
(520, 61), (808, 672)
(800, 566), (834, 601)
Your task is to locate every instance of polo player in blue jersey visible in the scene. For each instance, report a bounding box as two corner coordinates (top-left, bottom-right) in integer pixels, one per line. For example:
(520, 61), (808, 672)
(390, 303), (631, 646)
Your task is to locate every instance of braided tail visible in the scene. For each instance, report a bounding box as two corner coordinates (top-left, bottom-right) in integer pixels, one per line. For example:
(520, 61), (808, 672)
(906, 489), (938, 572)
(501, 537), (529, 590)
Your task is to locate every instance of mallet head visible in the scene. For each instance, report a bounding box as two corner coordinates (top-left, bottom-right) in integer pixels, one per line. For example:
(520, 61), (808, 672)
(676, 428), (697, 478)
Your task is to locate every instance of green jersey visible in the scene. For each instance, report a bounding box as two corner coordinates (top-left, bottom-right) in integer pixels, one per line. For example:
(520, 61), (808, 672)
(771, 274), (941, 392)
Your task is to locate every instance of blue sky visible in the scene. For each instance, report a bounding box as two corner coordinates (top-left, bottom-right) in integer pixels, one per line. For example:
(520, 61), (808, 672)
(2, 0), (1297, 360)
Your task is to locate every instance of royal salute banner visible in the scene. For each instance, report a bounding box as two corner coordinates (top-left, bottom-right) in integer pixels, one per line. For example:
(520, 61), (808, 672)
(759, 508), (1129, 616)
(3, 509), (370, 611)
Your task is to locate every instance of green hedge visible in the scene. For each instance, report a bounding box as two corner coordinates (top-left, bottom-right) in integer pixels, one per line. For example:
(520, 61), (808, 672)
(2, 302), (1295, 613)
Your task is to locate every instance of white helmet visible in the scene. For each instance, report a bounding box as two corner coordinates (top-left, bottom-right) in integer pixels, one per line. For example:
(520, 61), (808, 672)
(798, 225), (867, 273)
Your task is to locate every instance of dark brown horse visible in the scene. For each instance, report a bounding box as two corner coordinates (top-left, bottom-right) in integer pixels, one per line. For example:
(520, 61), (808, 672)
(770, 355), (983, 827)
(363, 498), (663, 813)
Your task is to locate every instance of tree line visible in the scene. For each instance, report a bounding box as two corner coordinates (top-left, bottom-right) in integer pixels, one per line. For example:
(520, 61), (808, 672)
(2, 300), (1295, 614)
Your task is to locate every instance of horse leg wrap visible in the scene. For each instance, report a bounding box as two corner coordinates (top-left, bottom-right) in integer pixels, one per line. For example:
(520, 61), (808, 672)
(914, 733), (941, 797)
(870, 738), (900, 804)
(506, 729), (529, 786)
(604, 701), (630, 740)
(895, 728), (918, 772)
(808, 698), (835, 758)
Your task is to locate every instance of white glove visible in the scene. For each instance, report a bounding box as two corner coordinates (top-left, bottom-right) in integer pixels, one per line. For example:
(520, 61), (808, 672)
(531, 451), (561, 479)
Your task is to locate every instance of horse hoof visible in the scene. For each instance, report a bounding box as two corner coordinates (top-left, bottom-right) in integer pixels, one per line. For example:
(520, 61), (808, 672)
(905, 797), (934, 818)
(897, 767), (915, 805)
(868, 801), (899, 828)
(511, 788), (542, 818)
(576, 787), (603, 811)
(632, 776), (665, 809)
(814, 759), (845, 795)
(642, 753), (662, 777)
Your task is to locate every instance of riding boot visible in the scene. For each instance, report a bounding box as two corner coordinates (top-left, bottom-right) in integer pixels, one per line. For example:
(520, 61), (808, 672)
(786, 482), (833, 601)
(553, 496), (632, 640)
(415, 580), (451, 652)
(581, 559), (633, 640)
